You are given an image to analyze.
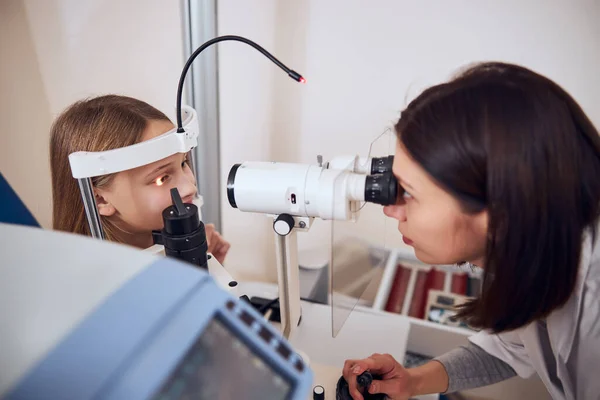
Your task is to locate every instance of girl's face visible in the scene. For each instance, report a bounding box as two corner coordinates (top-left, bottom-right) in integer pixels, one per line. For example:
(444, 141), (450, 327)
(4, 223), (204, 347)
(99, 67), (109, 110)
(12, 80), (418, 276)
(96, 120), (197, 238)
(384, 142), (488, 267)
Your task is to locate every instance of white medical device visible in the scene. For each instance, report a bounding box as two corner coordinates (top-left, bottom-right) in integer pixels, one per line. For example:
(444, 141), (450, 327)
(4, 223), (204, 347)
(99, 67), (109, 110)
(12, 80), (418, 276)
(227, 155), (396, 220)
(0, 223), (313, 400)
(227, 151), (397, 339)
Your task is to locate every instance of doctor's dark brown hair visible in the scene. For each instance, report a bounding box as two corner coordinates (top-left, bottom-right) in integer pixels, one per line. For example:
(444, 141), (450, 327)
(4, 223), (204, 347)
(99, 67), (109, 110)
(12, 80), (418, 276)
(50, 95), (171, 242)
(396, 62), (600, 333)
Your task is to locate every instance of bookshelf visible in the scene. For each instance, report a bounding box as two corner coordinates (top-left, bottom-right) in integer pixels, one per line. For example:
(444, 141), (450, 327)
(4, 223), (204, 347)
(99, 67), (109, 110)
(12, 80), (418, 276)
(371, 247), (482, 333)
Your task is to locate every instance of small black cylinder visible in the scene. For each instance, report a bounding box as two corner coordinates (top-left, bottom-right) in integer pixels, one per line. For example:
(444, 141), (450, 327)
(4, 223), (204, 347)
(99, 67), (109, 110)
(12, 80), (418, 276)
(154, 189), (208, 269)
(364, 171), (398, 206)
(162, 203), (201, 235)
(370, 155), (394, 175)
(313, 385), (325, 400)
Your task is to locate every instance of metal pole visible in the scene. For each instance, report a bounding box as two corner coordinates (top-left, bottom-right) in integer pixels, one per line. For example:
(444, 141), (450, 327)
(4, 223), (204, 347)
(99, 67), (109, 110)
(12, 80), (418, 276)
(77, 178), (105, 239)
(274, 227), (302, 339)
(181, 0), (222, 231)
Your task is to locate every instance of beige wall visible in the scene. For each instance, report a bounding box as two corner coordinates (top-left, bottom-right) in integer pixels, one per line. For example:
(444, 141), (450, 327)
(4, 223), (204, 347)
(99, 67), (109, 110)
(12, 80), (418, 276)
(21, 0), (185, 120)
(0, 0), (185, 229)
(0, 0), (53, 227)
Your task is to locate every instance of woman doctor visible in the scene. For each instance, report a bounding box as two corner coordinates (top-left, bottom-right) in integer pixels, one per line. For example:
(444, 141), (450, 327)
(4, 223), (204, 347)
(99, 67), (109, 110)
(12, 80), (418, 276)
(342, 62), (600, 400)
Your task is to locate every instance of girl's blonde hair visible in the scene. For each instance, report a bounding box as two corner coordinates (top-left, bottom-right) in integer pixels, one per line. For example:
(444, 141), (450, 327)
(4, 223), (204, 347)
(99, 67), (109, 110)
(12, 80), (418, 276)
(50, 95), (171, 241)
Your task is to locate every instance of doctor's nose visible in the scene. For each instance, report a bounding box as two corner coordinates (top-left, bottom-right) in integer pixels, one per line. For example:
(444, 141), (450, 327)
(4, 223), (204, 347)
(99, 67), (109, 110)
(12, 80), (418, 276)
(383, 204), (407, 222)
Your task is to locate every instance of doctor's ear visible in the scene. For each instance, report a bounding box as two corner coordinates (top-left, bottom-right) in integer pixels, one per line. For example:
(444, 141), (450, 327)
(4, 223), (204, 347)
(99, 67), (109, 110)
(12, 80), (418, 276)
(94, 191), (116, 217)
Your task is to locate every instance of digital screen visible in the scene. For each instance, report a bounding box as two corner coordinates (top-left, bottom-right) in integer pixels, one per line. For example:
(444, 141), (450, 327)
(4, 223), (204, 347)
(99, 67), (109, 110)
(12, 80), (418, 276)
(152, 318), (291, 400)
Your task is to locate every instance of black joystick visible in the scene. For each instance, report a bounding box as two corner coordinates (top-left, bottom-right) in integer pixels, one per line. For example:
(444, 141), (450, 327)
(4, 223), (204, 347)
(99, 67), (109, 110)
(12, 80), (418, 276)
(357, 371), (374, 388)
(152, 188), (208, 269)
(335, 371), (386, 400)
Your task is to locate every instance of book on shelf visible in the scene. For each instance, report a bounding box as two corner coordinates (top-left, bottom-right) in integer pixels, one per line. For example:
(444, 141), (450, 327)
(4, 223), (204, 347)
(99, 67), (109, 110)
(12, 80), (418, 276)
(384, 261), (482, 330)
(450, 272), (468, 295)
(408, 269), (429, 319)
(383, 263), (411, 314)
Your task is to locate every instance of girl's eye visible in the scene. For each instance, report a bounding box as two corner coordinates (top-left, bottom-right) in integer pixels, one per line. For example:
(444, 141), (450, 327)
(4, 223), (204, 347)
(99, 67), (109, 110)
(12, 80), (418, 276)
(402, 190), (413, 199)
(155, 175), (169, 186)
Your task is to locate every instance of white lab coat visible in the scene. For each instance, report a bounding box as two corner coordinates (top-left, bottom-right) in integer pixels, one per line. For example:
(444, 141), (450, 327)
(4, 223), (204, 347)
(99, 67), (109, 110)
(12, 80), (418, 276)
(470, 223), (600, 399)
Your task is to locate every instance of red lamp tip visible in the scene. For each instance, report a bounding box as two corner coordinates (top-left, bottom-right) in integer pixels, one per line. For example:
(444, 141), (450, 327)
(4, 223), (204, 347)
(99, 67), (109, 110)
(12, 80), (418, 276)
(299, 77), (306, 84)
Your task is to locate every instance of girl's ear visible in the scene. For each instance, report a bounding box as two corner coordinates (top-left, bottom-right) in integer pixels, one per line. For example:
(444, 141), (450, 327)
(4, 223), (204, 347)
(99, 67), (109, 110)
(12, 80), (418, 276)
(95, 190), (116, 217)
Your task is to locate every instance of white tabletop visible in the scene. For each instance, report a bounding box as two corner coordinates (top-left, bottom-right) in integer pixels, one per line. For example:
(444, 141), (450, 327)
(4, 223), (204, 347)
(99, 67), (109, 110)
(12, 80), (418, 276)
(237, 281), (438, 400)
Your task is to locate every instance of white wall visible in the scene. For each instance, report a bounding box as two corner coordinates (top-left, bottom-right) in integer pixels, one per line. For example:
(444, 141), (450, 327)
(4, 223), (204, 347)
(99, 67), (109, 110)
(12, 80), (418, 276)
(217, 0), (600, 282)
(217, 1), (283, 282)
(0, 0), (186, 227)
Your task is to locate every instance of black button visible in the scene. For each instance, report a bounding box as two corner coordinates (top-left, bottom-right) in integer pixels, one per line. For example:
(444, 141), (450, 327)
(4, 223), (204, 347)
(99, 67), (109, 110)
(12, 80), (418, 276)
(295, 358), (304, 372)
(226, 300), (235, 310)
(259, 326), (273, 343)
(277, 342), (292, 359)
(240, 310), (254, 326)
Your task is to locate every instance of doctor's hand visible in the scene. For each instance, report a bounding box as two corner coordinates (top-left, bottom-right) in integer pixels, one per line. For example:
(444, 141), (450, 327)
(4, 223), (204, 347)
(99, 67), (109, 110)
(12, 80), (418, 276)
(343, 353), (414, 400)
(205, 223), (231, 265)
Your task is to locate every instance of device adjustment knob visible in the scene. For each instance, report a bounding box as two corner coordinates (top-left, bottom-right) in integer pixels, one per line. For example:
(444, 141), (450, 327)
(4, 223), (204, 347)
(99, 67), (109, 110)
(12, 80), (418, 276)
(273, 214), (295, 236)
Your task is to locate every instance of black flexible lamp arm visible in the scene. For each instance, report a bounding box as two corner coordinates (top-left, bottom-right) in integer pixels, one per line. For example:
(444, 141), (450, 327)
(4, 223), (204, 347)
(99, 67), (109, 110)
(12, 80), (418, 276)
(176, 35), (306, 132)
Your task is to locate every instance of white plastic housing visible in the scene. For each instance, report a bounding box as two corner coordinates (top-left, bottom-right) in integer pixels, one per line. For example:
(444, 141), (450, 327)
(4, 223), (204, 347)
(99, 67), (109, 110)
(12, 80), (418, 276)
(328, 155), (372, 174)
(68, 105), (199, 179)
(229, 162), (366, 221)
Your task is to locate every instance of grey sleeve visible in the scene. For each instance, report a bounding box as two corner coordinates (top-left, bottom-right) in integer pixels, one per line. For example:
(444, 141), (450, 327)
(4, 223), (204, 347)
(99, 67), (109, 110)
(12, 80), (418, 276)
(434, 342), (517, 393)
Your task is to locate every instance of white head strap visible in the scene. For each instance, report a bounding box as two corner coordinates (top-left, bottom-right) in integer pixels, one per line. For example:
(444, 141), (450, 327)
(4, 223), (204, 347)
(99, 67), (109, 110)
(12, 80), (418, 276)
(68, 105), (199, 179)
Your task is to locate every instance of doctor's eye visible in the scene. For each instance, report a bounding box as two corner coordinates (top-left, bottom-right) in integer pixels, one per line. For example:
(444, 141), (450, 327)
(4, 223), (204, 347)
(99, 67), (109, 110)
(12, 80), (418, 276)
(396, 186), (412, 203)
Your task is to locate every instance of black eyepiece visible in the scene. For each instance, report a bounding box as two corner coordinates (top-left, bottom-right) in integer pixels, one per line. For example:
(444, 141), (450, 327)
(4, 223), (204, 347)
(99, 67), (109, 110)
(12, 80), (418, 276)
(364, 171), (398, 206)
(370, 155), (394, 175)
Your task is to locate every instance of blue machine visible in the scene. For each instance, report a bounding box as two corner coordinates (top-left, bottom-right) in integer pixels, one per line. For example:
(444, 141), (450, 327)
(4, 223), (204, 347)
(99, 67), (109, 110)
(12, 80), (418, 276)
(0, 223), (313, 400)
(0, 173), (39, 228)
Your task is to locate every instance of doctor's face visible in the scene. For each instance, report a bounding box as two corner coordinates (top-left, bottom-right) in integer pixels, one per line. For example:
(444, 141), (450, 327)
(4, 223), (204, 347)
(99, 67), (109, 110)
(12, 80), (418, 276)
(384, 142), (488, 267)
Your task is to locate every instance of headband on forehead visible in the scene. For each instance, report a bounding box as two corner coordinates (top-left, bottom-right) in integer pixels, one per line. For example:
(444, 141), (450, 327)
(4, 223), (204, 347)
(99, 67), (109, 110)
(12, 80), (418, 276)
(68, 105), (199, 179)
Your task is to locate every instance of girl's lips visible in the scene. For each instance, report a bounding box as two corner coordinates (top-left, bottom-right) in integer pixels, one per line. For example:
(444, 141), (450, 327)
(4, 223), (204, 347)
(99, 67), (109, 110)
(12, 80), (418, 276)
(402, 236), (413, 245)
